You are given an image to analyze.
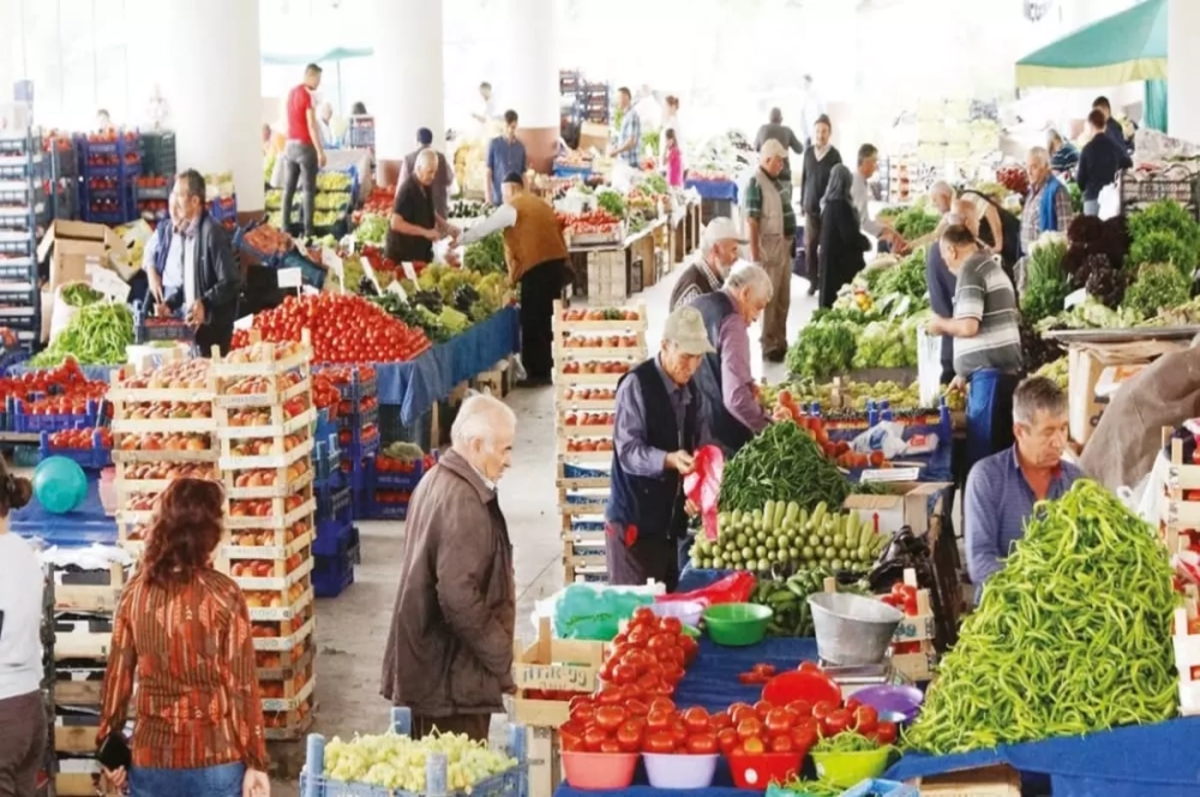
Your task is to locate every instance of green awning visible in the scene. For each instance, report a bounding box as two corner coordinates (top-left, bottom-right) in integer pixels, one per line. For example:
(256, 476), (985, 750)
(1015, 0), (1166, 88)
(261, 47), (373, 66)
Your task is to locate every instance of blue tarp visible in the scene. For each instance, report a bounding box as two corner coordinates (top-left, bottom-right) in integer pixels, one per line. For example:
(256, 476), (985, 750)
(12, 481), (116, 547)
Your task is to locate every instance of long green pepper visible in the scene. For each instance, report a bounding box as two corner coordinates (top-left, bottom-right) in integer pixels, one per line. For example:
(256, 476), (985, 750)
(30, 302), (134, 366)
(904, 480), (1179, 754)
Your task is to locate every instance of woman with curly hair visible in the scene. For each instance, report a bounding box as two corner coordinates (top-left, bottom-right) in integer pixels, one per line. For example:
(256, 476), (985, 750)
(0, 464), (38, 797)
(97, 478), (269, 797)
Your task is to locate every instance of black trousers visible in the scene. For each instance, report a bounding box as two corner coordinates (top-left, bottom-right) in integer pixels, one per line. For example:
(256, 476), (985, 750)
(197, 322), (234, 358)
(282, 141), (319, 236)
(605, 524), (680, 592)
(519, 259), (567, 380)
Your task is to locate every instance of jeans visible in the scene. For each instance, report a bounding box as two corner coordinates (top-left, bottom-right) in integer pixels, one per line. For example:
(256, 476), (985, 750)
(1083, 199), (1100, 216)
(282, 141), (318, 236)
(129, 762), (245, 797)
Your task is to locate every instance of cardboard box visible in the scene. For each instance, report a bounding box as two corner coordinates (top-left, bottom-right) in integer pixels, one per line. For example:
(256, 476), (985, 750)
(37, 220), (132, 291)
(1067, 340), (1184, 445)
(913, 764), (1021, 796)
(510, 617), (607, 727)
(842, 481), (951, 538)
(578, 122), (610, 155)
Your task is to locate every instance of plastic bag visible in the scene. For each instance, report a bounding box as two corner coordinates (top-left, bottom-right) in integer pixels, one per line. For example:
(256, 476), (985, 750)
(683, 444), (724, 540)
(657, 571), (756, 607)
(546, 583), (658, 641)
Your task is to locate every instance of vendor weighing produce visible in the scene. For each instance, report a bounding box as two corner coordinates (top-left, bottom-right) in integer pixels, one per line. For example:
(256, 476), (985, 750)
(605, 306), (713, 589)
(386, 149), (461, 265)
(964, 377), (1082, 601)
(924, 223), (1022, 471)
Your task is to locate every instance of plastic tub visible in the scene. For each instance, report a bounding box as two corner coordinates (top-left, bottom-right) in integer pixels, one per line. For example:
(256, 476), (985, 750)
(811, 748), (892, 788)
(727, 751), (803, 790)
(643, 753), (719, 789)
(850, 684), (924, 724)
(650, 599), (705, 628)
(703, 603), (773, 647)
(561, 751), (639, 790)
(762, 670), (842, 707)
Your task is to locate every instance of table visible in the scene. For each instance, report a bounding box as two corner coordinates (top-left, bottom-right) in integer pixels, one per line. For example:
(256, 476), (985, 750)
(685, 180), (739, 203)
(12, 482), (116, 548)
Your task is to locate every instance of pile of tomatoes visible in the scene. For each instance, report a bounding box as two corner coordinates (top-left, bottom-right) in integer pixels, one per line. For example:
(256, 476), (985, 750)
(561, 696), (720, 755)
(310, 374), (342, 420)
(231, 295), (431, 364)
(48, 428), (113, 451)
(598, 607), (699, 697)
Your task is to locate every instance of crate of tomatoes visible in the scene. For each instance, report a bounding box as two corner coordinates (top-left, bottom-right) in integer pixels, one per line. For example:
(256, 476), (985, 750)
(40, 428), (113, 469)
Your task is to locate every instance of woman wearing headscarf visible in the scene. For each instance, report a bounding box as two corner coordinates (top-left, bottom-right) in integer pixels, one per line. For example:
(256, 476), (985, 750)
(818, 164), (870, 309)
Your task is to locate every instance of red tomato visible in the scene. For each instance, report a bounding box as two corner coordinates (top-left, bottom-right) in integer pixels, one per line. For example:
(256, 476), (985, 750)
(631, 606), (656, 625)
(611, 663), (637, 685)
(822, 708), (853, 737)
(687, 733), (719, 755)
(571, 704), (595, 724)
(736, 717), (763, 741)
(754, 700), (775, 719)
(593, 705), (627, 732)
(625, 698), (649, 717)
(717, 727), (739, 755)
(643, 731), (675, 754)
(798, 661), (822, 674)
(876, 721), (898, 745)
(561, 733), (584, 752)
(764, 709), (792, 737)
(679, 707), (708, 734)
(738, 672), (766, 685)
(710, 711), (733, 730)
(649, 698), (676, 714)
(853, 705), (879, 735)
(785, 700), (813, 718)
(583, 726), (607, 752)
(730, 706), (758, 727)
(770, 735), (794, 753)
(790, 720), (818, 751)
(595, 687), (623, 706)
(844, 698), (862, 714)
(660, 616), (683, 636)
(646, 708), (674, 732)
(616, 720), (644, 752)
(812, 700), (838, 722)
(743, 736), (766, 754)
(598, 739), (622, 754)
(670, 721), (689, 748)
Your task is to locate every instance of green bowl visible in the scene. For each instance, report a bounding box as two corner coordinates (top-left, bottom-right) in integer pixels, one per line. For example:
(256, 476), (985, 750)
(811, 748), (891, 788)
(702, 602), (773, 647)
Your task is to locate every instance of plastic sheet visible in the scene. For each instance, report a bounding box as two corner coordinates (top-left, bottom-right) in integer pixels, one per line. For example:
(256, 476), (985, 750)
(684, 444), (724, 541)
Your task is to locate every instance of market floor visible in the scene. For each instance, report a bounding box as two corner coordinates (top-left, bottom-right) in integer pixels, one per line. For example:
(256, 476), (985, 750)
(268, 268), (818, 792)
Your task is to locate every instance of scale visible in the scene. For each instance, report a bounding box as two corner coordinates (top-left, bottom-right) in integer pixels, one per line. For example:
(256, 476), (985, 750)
(818, 661), (904, 695)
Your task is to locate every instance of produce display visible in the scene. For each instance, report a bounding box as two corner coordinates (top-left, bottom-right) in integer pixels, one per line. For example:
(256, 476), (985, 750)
(230, 294), (430, 363)
(1123, 262), (1191, 319)
(691, 501), (886, 576)
(747, 570), (871, 637)
(321, 732), (518, 791)
(462, 231), (507, 275)
(786, 319), (857, 381)
(557, 209), (622, 239)
(905, 481), (1177, 754)
(1127, 200), (1200, 280)
(1034, 356), (1068, 390)
(30, 303), (134, 366)
(878, 205), (939, 241)
(995, 164), (1030, 196)
(1020, 233), (1070, 324)
(242, 224), (294, 256)
(718, 423), (852, 514)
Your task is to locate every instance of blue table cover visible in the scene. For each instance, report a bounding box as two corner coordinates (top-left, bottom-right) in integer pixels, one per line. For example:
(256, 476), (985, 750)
(12, 481), (117, 548)
(685, 179), (738, 202)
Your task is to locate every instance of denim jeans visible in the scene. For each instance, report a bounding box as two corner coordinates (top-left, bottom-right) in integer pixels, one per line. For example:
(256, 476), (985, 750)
(1083, 198), (1100, 216)
(282, 140), (318, 236)
(129, 762), (244, 797)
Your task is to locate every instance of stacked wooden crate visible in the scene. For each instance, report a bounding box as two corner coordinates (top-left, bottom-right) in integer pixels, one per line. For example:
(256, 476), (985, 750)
(552, 301), (647, 584)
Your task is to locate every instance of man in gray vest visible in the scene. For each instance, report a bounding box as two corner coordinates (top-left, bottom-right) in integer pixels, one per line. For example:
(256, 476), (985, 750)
(744, 140), (797, 362)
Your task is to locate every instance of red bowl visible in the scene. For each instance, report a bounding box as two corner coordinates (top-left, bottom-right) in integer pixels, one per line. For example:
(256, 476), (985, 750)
(727, 751), (804, 790)
(761, 670), (842, 706)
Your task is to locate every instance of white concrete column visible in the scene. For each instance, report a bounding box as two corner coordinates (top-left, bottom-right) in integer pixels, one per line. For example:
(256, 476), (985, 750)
(0, 0), (25, 105)
(1169, 0), (1200, 143)
(140, 0), (264, 212)
(372, 0), (444, 173)
(503, 0), (561, 172)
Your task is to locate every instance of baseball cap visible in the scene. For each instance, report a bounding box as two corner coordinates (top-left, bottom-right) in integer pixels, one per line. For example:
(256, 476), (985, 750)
(702, 217), (747, 248)
(663, 306), (716, 356)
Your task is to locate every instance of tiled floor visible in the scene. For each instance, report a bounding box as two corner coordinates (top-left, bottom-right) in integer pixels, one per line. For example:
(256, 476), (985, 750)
(269, 264), (819, 791)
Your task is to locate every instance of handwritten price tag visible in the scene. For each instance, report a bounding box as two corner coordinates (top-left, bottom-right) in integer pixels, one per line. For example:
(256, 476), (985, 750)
(401, 261), (418, 282)
(277, 267), (302, 289)
(89, 265), (130, 302)
(385, 280), (408, 301)
(514, 663), (597, 692)
(358, 256), (383, 296)
(322, 247), (345, 292)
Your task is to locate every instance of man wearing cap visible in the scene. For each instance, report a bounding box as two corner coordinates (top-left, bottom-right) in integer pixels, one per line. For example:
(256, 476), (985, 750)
(744, 139), (796, 362)
(460, 173), (570, 386)
(669, 217), (745, 312)
(398, 128), (455, 219)
(606, 306), (714, 589)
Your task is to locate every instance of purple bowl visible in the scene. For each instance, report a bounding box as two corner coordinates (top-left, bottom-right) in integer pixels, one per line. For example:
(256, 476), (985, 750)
(851, 684), (924, 723)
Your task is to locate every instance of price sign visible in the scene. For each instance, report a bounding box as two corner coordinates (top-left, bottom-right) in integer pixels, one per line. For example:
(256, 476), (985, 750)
(514, 663), (597, 692)
(233, 314), (255, 331)
(860, 466), (920, 483)
(401, 261), (418, 282)
(277, 267), (302, 290)
(358, 256), (383, 296)
(322, 247), (345, 293)
(88, 264), (130, 302)
(385, 279), (408, 301)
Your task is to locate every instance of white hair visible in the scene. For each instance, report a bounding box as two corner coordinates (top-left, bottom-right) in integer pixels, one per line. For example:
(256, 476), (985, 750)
(1027, 147), (1050, 167)
(725, 263), (773, 303)
(451, 392), (516, 451)
(416, 148), (439, 170)
(930, 181), (954, 200)
(760, 139), (787, 161)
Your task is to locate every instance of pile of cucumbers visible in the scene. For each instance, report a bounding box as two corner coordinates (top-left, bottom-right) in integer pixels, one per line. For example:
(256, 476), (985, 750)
(752, 570), (871, 637)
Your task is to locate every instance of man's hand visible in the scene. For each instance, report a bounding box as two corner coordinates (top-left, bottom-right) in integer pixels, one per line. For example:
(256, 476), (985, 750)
(146, 268), (164, 305)
(425, 228), (442, 242)
(103, 766), (127, 791)
(924, 316), (945, 336)
(665, 450), (696, 475)
(317, 150), (327, 168)
(949, 375), (966, 393)
(187, 301), (206, 328)
(242, 768), (270, 797)
(447, 224), (462, 244)
(684, 499), (700, 517)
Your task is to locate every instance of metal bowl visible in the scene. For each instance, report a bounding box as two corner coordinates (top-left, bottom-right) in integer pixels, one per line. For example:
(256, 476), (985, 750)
(807, 592), (903, 666)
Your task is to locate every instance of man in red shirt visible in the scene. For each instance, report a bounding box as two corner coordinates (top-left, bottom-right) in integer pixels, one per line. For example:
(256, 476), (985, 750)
(282, 63), (327, 237)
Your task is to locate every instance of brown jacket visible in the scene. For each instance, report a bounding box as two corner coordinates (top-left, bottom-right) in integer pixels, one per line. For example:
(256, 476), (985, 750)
(380, 449), (516, 716)
(503, 193), (570, 284)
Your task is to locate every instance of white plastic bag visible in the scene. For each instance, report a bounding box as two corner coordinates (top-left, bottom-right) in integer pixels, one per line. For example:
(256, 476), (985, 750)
(916, 328), (944, 408)
(49, 281), (90, 344)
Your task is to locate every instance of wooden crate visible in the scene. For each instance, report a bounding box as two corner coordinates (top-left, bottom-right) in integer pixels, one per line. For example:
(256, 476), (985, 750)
(579, 248), (627, 301)
(912, 764), (1021, 796)
(53, 563), (125, 613)
(525, 726), (562, 797)
(511, 618), (606, 727)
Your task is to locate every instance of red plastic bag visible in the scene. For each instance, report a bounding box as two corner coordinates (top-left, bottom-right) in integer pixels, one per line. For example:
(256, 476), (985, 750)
(658, 571), (756, 606)
(683, 444), (724, 541)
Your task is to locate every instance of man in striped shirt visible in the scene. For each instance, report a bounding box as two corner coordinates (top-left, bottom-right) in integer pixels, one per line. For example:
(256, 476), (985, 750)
(925, 223), (1023, 471)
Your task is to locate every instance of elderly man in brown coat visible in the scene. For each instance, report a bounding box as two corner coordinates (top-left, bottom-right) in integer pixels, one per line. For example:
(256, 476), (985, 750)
(381, 393), (518, 740)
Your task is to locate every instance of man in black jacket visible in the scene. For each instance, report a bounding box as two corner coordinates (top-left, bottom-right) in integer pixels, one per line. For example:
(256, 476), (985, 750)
(799, 115), (841, 295)
(1077, 109), (1132, 217)
(143, 170), (241, 355)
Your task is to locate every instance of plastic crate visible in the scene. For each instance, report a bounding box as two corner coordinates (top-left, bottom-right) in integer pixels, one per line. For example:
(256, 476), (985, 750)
(312, 434), (340, 485)
(343, 427), (381, 462)
(366, 493), (410, 520)
(319, 367), (377, 402)
(312, 528), (358, 598)
(10, 396), (104, 433)
(233, 222), (289, 267)
(210, 195), (238, 225)
(313, 517), (356, 558)
(38, 430), (112, 469)
(372, 451), (438, 492)
(300, 707), (526, 797)
(316, 482), (353, 525)
(133, 301), (194, 344)
(337, 402), (379, 432)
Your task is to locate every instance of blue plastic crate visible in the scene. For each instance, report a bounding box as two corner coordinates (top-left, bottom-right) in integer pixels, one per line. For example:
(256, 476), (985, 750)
(313, 517), (356, 558)
(337, 403), (379, 432)
(372, 451), (438, 492)
(316, 482), (353, 525)
(233, 221), (289, 267)
(279, 250), (328, 290)
(365, 495), (409, 520)
(38, 430), (112, 469)
(344, 429), (381, 462)
(10, 396), (104, 433)
(562, 463), (609, 479)
(133, 300), (194, 343)
(312, 530), (358, 598)
(318, 367), (377, 402)
(312, 434), (340, 485)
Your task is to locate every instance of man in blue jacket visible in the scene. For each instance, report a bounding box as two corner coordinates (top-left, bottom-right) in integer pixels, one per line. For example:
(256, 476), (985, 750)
(142, 170), (241, 355)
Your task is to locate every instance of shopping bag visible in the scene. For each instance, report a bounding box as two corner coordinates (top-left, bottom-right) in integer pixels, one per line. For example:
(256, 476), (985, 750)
(683, 444), (724, 541)
(916, 327), (944, 408)
(657, 571), (756, 607)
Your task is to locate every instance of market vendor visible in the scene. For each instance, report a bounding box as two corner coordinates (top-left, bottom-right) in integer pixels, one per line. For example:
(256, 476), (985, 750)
(800, 115), (842, 296)
(381, 394), (517, 741)
(386, 149), (460, 265)
(965, 376), (1082, 600)
(744, 139), (795, 362)
(850, 144), (905, 253)
(459, 173), (570, 387)
(398, 128), (455, 219)
(692, 264), (788, 455)
(924, 223), (1022, 472)
(668, 217), (745, 311)
(1019, 146), (1072, 261)
(142, 170), (241, 356)
(606, 306), (712, 589)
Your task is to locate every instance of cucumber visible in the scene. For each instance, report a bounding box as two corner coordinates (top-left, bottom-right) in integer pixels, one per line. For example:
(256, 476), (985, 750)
(784, 501), (801, 526)
(763, 500), (777, 531)
(811, 501), (828, 528)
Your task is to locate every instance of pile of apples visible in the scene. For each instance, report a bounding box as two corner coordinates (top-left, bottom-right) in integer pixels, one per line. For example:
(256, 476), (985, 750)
(560, 361), (631, 376)
(562, 387), (616, 402)
(229, 434), (305, 458)
(231, 520), (310, 548)
(226, 397), (308, 427)
(562, 308), (640, 323)
(264, 700), (311, 728)
(245, 581), (309, 610)
(229, 494), (307, 518)
(224, 372), (304, 396)
(563, 412), (614, 426)
(121, 462), (213, 480)
(252, 604), (312, 638)
(256, 638), (309, 669)
(564, 334), (641, 348)
(117, 432), (209, 452)
(126, 495), (156, 511)
(223, 341), (305, 365)
(119, 360), (210, 391)
(122, 401), (211, 420)
(230, 461), (309, 489)
(566, 439), (614, 453)
(229, 552), (304, 578)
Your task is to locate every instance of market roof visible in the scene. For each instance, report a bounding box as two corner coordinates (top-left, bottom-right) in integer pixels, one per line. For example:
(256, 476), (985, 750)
(1014, 0), (1166, 88)
(261, 47), (373, 65)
